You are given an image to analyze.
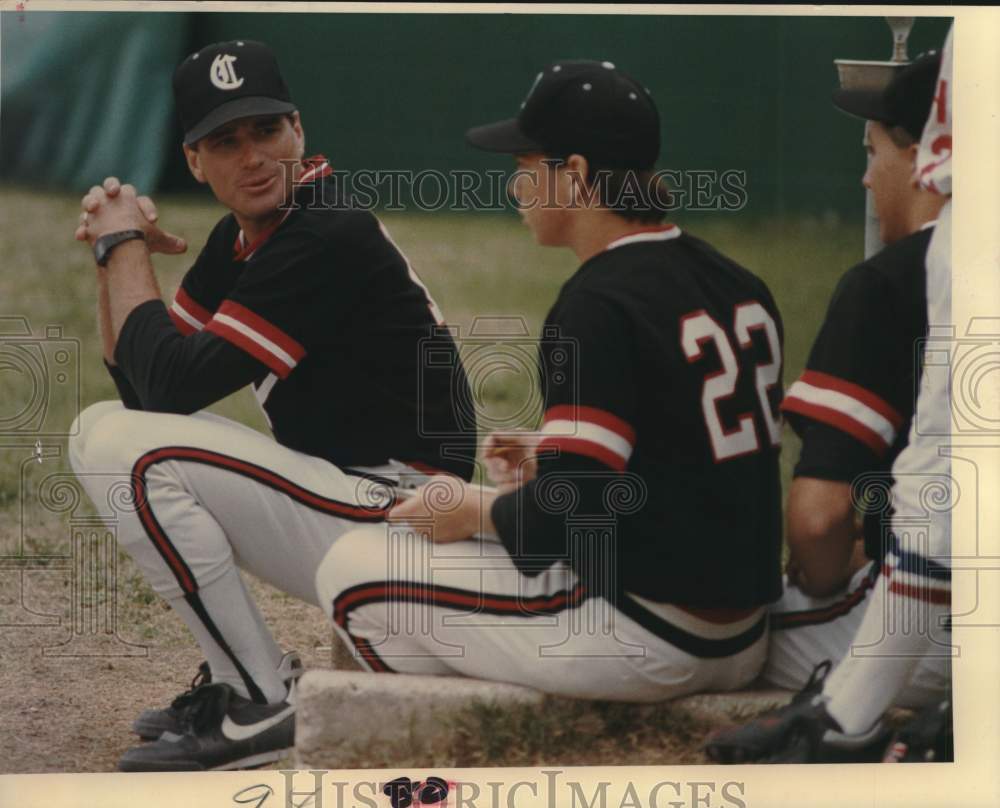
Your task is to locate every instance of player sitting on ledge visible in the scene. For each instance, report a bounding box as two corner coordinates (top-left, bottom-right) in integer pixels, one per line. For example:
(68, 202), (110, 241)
(71, 40), (473, 771)
(707, 49), (951, 764)
(315, 60), (785, 701)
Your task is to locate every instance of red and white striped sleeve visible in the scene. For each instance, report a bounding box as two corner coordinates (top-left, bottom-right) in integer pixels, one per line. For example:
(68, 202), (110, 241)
(781, 370), (904, 456)
(169, 286), (213, 336)
(537, 404), (637, 472)
(205, 301), (307, 379)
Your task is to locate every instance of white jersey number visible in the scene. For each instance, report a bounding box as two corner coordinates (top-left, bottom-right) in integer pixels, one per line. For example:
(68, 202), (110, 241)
(680, 305), (781, 461)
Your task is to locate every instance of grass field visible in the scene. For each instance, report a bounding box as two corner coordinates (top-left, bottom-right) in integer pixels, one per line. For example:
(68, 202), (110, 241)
(0, 186), (864, 771)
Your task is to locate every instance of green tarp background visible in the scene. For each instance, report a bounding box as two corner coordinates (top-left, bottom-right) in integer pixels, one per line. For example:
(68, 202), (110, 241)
(1, 12), (188, 192)
(1, 11), (951, 215)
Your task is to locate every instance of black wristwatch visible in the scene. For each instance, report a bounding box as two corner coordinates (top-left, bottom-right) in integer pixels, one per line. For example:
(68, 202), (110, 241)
(93, 229), (146, 267)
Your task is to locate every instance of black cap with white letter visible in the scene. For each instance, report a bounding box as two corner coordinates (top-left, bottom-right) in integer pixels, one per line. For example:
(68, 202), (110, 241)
(173, 40), (297, 146)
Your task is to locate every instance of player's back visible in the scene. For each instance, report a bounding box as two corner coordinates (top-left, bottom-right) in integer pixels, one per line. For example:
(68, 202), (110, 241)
(553, 227), (784, 607)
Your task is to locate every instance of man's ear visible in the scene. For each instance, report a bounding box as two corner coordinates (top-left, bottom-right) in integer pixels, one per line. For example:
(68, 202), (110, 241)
(183, 144), (207, 184)
(564, 153), (590, 204)
(906, 142), (923, 188)
(290, 112), (305, 159)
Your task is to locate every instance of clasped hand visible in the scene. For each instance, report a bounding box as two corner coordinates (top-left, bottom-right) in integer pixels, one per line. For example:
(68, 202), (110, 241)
(75, 176), (187, 256)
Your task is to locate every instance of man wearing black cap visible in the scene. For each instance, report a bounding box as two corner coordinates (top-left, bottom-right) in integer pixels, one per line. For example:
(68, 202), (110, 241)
(706, 51), (950, 764)
(318, 61), (785, 700)
(71, 40), (473, 771)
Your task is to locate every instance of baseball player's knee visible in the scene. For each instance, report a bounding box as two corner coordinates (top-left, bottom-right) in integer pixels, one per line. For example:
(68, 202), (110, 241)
(78, 408), (148, 471)
(315, 525), (390, 615)
(73, 406), (171, 474)
(68, 401), (126, 472)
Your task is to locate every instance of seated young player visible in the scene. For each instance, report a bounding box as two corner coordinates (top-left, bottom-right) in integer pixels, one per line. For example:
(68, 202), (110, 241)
(315, 60), (785, 700)
(707, 45), (953, 763)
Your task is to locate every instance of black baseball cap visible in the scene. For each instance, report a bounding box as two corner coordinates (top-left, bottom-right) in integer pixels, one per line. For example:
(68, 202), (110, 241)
(832, 51), (941, 141)
(466, 60), (660, 169)
(174, 40), (297, 145)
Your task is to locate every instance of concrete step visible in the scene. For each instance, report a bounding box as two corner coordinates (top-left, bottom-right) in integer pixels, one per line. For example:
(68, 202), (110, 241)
(293, 669), (797, 769)
(294, 670), (544, 769)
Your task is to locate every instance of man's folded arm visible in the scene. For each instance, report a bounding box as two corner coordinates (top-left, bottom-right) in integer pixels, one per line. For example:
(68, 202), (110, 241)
(113, 299), (266, 413)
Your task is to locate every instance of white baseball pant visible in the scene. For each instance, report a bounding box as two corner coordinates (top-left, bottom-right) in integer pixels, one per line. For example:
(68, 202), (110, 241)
(764, 560), (951, 710)
(69, 400), (422, 704)
(315, 522), (769, 701)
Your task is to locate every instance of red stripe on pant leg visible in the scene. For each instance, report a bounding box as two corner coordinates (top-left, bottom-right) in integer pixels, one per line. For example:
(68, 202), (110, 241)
(331, 580), (588, 673)
(769, 572), (877, 630)
(132, 461), (198, 594)
(887, 581), (952, 605)
(333, 580), (588, 626)
(351, 636), (393, 673)
(131, 445), (391, 595)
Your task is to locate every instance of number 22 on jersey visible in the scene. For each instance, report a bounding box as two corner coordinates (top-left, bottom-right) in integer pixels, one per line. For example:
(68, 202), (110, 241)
(680, 302), (782, 462)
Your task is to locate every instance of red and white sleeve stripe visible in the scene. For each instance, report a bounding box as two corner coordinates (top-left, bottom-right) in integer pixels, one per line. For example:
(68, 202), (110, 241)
(169, 288), (212, 336)
(781, 370), (903, 455)
(205, 301), (306, 379)
(537, 405), (637, 471)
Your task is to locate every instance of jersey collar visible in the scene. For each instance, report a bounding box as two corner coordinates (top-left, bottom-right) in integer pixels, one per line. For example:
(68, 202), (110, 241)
(919, 219), (938, 231)
(603, 223), (681, 253)
(232, 155), (333, 262)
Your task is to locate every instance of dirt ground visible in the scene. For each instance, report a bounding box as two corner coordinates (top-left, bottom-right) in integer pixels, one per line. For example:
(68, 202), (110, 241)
(1, 545), (711, 773)
(0, 559), (335, 774)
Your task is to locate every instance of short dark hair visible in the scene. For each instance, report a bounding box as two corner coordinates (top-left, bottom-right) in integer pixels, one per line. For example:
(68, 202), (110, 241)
(547, 157), (670, 224)
(587, 166), (670, 224)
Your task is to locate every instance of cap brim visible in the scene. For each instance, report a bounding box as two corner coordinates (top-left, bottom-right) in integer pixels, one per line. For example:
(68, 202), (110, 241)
(831, 88), (891, 126)
(184, 97), (298, 145)
(465, 118), (544, 155)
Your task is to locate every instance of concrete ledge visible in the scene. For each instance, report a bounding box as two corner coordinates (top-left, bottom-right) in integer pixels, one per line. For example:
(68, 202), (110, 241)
(670, 688), (795, 725)
(295, 670), (917, 767)
(295, 670), (544, 769)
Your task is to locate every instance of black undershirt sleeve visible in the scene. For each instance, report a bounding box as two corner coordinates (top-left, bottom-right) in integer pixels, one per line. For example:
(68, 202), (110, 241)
(114, 299), (267, 414)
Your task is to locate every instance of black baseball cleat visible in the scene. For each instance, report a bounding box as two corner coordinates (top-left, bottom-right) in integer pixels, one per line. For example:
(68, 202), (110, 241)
(705, 660), (834, 763)
(118, 682), (295, 772)
(132, 650), (303, 740)
(705, 660), (891, 763)
(701, 660), (888, 764)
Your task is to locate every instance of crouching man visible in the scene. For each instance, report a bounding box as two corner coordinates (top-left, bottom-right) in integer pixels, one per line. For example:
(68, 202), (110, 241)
(72, 40), (473, 771)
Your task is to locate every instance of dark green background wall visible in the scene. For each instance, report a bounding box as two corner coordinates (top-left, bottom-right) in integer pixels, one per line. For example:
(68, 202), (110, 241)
(2, 11), (950, 216)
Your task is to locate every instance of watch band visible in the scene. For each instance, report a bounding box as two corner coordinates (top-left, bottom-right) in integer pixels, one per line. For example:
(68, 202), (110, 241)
(93, 229), (146, 267)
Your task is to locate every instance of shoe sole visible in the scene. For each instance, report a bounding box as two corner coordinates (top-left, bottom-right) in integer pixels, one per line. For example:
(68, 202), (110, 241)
(212, 746), (295, 771)
(704, 743), (751, 764)
(118, 746), (294, 772)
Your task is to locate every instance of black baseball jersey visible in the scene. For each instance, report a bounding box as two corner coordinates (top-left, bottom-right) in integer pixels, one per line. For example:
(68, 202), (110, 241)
(112, 157), (474, 479)
(490, 225), (784, 608)
(781, 226), (932, 560)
